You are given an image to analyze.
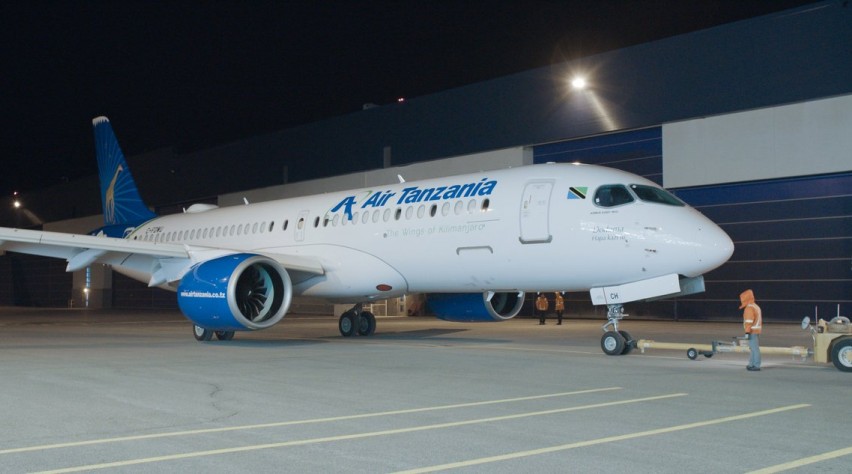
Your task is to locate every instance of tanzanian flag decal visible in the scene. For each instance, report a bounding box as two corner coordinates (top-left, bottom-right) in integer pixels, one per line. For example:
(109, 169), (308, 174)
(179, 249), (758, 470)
(567, 186), (588, 200)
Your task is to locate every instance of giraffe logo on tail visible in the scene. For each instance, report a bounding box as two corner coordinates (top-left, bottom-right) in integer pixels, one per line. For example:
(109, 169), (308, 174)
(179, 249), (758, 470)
(104, 164), (124, 224)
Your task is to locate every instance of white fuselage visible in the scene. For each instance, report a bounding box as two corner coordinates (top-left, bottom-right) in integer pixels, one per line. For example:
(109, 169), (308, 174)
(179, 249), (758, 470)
(119, 163), (733, 302)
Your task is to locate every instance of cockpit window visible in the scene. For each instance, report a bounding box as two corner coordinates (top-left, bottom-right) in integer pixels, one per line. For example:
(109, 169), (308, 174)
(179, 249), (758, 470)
(594, 185), (634, 208)
(630, 184), (685, 206)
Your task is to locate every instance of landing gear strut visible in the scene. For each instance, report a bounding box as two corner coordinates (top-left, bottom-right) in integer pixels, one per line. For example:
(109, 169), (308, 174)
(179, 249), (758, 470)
(600, 304), (635, 356)
(338, 304), (377, 337)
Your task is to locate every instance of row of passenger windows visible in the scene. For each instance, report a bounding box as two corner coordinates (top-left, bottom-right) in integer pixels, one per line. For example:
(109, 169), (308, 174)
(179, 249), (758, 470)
(135, 198), (492, 243)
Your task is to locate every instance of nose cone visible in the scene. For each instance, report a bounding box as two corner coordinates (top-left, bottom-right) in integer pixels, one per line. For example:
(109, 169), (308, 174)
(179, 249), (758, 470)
(696, 221), (734, 274)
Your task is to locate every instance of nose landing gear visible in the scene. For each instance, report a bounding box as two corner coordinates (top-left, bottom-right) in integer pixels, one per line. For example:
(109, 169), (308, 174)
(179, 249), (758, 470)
(600, 304), (635, 355)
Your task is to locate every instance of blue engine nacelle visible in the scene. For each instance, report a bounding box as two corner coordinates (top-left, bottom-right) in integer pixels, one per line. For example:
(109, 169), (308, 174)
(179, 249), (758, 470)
(177, 253), (292, 331)
(427, 291), (525, 322)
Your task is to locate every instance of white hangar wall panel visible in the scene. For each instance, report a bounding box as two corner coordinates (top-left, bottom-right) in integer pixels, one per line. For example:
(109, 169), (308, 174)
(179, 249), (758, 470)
(663, 94), (852, 188)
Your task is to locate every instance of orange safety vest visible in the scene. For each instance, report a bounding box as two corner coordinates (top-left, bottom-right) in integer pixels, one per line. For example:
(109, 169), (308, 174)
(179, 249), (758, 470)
(740, 289), (762, 335)
(535, 296), (549, 311)
(554, 294), (564, 311)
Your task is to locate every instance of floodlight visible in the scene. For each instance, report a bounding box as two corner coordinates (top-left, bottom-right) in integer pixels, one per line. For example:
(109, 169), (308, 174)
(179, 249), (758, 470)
(571, 76), (587, 90)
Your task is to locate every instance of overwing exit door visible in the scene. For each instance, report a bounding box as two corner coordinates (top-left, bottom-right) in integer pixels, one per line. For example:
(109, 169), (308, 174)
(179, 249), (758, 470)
(519, 181), (553, 244)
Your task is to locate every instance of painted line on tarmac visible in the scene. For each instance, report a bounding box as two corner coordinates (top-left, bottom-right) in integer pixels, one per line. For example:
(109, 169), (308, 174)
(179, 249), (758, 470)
(1, 387), (620, 455)
(747, 445), (852, 473)
(31, 393), (685, 473)
(393, 403), (811, 473)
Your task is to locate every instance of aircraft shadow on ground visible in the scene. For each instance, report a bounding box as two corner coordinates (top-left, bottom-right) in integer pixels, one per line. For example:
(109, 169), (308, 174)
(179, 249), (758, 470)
(369, 328), (511, 344)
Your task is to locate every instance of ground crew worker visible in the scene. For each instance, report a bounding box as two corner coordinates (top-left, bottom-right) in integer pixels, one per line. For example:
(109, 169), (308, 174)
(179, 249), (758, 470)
(535, 293), (549, 325)
(740, 289), (762, 371)
(554, 292), (565, 325)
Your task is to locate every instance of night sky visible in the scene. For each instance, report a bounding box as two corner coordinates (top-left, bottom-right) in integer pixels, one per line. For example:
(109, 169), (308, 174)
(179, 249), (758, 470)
(1, 1), (816, 196)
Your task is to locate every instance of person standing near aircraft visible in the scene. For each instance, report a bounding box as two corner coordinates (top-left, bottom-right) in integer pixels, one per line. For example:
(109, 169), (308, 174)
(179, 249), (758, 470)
(555, 292), (565, 325)
(536, 293), (549, 325)
(740, 289), (762, 371)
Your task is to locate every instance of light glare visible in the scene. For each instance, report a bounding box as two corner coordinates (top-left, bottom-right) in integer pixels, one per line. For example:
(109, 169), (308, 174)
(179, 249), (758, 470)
(571, 76), (587, 90)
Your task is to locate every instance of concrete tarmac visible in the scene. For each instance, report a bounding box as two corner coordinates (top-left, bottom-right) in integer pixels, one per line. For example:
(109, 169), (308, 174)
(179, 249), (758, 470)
(0, 307), (848, 473)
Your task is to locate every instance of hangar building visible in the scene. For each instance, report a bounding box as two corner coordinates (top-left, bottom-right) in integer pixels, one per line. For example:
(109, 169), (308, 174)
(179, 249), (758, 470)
(1, 1), (850, 322)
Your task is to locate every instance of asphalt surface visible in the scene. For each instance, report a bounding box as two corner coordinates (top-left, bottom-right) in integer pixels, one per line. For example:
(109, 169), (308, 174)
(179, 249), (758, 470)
(0, 307), (848, 473)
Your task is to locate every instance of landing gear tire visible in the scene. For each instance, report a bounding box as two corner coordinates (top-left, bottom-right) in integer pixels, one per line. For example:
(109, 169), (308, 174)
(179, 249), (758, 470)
(831, 338), (852, 372)
(215, 331), (235, 341)
(193, 325), (214, 342)
(618, 330), (634, 355)
(357, 311), (376, 336)
(339, 311), (357, 337)
(687, 348), (699, 360)
(601, 331), (626, 356)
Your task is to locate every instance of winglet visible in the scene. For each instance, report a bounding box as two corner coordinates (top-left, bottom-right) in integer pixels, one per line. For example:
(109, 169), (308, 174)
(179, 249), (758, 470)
(93, 117), (157, 226)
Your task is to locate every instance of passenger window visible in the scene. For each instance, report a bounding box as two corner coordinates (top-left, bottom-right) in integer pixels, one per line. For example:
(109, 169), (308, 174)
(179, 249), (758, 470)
(395, 208), (402, 220)
(481, 199), (490, 212)
(430, 204), (437, 217)
(630, 184), (685, 206)
(417, 205), (425, 219)
(282, 220), (288, 231)
(372, 210), (380, 223)
(314, 217), (320, 228)
(454, 201), (464, 215)
(594, 185), (634, 208)
(441, 202), (450, 216)
(405, 207), (413, 219)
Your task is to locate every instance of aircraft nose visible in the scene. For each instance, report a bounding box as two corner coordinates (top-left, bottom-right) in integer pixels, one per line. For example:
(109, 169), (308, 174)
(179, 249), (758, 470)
(696, 221), (734, 272)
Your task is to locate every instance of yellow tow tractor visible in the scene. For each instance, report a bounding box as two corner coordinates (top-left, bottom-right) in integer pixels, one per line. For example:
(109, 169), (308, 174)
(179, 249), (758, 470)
(634, 306), (852, 372)
(802, 311), (852, 372)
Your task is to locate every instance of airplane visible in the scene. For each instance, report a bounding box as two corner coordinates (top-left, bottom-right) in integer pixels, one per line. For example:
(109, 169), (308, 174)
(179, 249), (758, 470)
(0, 117), (734, 355)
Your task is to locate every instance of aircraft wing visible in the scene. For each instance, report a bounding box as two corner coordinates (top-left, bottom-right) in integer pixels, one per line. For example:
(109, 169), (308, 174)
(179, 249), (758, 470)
(0, 227), (324, 286)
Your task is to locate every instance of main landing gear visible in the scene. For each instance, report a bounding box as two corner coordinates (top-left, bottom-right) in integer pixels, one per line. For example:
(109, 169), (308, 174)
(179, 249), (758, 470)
(338, 303), (377, 337)
(192, 325), (235, 342)
(600, 304), (636, 356)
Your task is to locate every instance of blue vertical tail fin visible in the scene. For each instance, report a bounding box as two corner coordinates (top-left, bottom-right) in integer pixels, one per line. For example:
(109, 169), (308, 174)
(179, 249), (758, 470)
(92, 116), (157, 226)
